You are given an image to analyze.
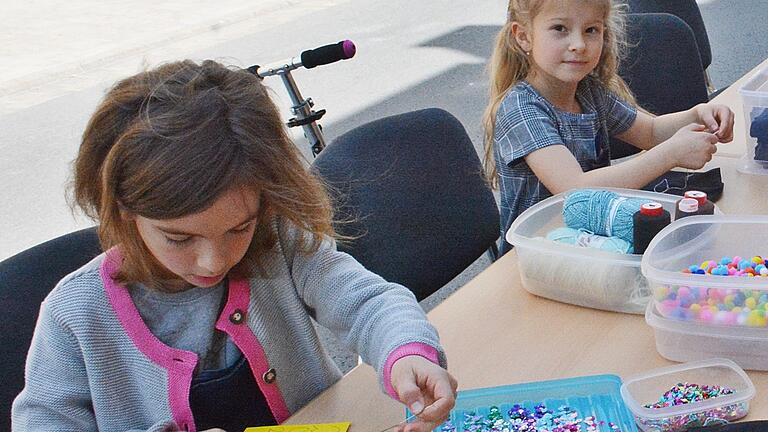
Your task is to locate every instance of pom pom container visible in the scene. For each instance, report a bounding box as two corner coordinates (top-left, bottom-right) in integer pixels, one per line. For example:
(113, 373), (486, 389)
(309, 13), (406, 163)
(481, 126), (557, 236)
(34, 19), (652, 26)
(642, 215), (768, 370)
(738, 63), (768, 175)
(620, 358), (755, 432)
(506, 188), (719, 314)
(409, 375), (637, 432)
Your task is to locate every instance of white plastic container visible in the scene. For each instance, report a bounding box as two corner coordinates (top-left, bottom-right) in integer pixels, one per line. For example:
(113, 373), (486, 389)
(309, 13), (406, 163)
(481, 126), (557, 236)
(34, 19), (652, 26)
(645, 302), (768, 371)
(641, 215), (768, 369)
(738, 64), (768, 175)
(621, 358), (755, 432)
(506, 188), (705, 314)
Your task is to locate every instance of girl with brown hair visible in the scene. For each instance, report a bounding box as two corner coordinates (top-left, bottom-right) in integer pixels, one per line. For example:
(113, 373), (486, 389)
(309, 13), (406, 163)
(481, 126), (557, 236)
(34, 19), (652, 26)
(12, 60), (456, 432)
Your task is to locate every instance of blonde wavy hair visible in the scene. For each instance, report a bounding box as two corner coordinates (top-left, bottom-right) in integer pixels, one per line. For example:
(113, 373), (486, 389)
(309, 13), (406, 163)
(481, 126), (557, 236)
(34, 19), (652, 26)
(482, 0), (636, 187)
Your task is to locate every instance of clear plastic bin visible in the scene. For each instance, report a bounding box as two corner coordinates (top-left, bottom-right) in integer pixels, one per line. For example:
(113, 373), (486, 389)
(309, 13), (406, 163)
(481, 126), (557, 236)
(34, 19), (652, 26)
(620, 358), (755, 432)
(411, 375), (637, 432)
(738, 64), (768, 175)
(642, 215), (768, 330)
(505, 188), (717, 314)
(645, 301), (768, 371)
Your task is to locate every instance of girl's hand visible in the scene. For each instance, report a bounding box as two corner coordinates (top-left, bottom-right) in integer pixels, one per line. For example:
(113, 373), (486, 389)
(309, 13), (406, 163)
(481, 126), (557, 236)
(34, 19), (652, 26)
(664, 123), (719, 169)
(390, 355), (458, 432)
(694, 103), (735, 142)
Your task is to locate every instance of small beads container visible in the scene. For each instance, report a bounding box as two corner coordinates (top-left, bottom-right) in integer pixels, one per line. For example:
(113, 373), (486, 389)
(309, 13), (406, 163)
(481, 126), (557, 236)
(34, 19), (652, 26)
(620, 358), (755, 432)
(641, 215), (768, 370)
(411, 375), (637, 432)
(506, 188), (702, 315)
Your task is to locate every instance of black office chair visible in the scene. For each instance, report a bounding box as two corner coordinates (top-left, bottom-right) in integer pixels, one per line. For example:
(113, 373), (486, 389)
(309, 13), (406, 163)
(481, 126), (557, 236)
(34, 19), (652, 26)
(611, 12), (710, 159)
(312, 108), (499, 301)
(0, 227), (101, 430)
(626, 0), (714, 92)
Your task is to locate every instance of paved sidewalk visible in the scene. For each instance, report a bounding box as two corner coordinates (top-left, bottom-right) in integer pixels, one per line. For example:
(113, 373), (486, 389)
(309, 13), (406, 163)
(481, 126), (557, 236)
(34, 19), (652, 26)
(0, 0), (349, 115)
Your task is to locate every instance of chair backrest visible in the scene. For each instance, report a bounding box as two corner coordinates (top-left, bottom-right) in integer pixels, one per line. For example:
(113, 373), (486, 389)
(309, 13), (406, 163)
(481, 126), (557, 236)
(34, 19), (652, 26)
(626, 0), (712, 70)
(312, 108), (499, 301)
(0, 227), (101, 429)
(611, 13), (710, 159)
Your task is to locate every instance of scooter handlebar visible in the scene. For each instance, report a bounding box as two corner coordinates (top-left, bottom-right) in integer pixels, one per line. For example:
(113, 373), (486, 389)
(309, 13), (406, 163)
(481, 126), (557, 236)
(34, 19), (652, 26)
(300, 40), (356, 69)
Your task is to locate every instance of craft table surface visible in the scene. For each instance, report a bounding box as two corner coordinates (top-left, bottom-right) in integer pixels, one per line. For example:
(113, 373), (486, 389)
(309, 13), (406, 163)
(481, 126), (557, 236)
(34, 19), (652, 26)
(286, 59), (768, 430)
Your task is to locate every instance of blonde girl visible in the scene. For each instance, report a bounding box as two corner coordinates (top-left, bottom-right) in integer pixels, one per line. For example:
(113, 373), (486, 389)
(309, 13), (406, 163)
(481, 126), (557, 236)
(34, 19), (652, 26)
(483, 0), (734, 253)
(12, 60), (456, 432)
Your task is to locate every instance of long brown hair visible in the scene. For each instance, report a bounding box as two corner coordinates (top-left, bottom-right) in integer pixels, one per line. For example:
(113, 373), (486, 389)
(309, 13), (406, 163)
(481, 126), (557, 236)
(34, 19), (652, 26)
(71, 60), (336, 286)
(482, 0), (636, 187)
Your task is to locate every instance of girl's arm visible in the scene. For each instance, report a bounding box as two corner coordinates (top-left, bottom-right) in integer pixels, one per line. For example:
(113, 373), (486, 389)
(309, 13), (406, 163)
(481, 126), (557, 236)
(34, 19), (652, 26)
(525, 122), (719, 195)
(616, 103), (735, 150)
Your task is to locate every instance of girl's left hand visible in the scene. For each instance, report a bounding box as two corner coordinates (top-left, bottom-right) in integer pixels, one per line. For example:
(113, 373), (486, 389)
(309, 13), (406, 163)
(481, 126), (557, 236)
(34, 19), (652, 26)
(695, 103), (735, 143)
(390, 355), (458, 432)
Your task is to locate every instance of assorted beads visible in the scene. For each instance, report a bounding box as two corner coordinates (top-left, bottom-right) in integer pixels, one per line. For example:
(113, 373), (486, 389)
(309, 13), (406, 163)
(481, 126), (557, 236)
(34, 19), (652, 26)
(437, 403), (620, 432)
(637, 382), (747, 432)
(654, 256), (768, 327)
(643, 382), (734, 408)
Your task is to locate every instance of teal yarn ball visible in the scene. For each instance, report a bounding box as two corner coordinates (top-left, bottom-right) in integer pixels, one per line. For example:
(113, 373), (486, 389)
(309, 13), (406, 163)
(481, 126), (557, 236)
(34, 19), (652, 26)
(546, 227), (633, 254)
(562, 189), (644, 244)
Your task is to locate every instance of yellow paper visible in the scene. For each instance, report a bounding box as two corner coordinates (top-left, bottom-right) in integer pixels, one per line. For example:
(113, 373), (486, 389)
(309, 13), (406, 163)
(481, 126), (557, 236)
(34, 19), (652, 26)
(244, 422), (351, 432)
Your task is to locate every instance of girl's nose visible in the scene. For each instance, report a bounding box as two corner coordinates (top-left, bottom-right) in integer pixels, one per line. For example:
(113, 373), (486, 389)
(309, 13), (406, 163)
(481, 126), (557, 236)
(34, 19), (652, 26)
(569, 34), (586, 52)
(197, 243), (228, 275)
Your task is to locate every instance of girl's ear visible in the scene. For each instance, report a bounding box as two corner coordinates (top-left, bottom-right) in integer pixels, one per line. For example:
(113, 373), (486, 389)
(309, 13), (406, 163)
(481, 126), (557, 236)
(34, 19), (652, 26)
(511, 21), (532, 53)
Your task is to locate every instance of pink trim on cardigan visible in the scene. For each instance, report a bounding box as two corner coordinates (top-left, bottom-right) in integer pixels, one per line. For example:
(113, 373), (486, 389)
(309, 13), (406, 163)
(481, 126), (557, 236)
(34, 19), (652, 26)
(382, 342), (441, 400)
(215, 278), (291, 423)
(101, 249), (198, 432)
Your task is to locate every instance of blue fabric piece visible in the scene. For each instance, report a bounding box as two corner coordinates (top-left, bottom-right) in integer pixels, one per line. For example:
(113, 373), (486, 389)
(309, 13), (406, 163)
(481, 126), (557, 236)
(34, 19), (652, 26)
(750, 107), (768, 161)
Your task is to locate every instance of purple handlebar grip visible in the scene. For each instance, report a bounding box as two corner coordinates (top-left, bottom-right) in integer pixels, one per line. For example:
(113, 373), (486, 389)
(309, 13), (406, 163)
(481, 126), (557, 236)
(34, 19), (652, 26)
(341, 40), (356, 59)
(301, 40), (357, 69)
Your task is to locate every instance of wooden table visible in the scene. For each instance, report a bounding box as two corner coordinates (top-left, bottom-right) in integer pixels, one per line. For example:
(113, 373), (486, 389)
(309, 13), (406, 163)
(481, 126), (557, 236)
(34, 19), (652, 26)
(286, 60), (768, 429)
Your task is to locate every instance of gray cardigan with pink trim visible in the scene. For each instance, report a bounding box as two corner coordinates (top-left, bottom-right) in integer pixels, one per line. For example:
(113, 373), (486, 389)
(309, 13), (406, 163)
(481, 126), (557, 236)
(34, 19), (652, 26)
(12, 223), (446, 431)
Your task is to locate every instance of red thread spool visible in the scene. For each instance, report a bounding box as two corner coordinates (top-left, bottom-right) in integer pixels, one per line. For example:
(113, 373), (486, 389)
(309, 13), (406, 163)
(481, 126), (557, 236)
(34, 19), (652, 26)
(633, 201), (670, 255)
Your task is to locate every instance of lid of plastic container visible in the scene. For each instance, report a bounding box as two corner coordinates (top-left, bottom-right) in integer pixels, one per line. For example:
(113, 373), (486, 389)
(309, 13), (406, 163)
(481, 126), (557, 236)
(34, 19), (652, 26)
(684, 191), (708, 205)
(641, 215), (768, 290)
(620, 357), (755, 420)
(506, 187), (686, 262)
(678, 198), (699, 213)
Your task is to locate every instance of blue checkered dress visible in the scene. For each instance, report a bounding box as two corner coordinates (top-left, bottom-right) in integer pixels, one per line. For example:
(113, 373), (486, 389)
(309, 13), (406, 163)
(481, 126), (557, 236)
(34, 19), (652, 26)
(494, 77), (637, 254)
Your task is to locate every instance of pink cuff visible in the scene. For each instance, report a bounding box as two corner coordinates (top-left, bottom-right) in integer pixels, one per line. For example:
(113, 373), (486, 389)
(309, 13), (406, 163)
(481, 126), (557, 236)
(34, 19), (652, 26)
(382, 342), (441, 400)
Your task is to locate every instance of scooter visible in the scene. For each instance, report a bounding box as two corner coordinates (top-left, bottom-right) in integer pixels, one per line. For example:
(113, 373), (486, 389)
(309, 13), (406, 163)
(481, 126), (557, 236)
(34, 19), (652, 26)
(248, 40), (356, 157)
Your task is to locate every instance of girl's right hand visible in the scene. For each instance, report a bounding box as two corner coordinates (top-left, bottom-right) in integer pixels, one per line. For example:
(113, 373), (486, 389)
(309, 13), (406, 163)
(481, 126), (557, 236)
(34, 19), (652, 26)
(665, 123), (719, 170)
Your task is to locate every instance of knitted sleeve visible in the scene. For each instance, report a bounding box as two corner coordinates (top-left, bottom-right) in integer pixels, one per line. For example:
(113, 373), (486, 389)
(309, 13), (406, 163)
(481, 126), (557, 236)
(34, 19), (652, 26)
(12, 300), (98, 430)
(11, 299), (176, 432)
(288, 235), (447, 392)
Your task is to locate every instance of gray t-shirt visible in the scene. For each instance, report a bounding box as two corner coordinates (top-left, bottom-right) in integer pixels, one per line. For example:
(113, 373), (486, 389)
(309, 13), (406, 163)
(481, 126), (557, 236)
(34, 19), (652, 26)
(129, 281), (240, 372)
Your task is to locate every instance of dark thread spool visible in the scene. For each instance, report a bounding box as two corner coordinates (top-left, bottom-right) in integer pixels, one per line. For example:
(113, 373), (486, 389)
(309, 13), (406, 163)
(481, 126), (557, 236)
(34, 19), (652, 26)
(675, 197), (700, 220)
(684, 190), (715, 215)
(633, 202), (671, 255)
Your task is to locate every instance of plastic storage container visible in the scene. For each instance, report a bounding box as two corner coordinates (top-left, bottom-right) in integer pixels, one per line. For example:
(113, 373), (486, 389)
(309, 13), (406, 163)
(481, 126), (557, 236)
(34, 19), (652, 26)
(416, 375), (637, 432)
(738, 64), (768, 175)
(620, 358), (755, 432)
(505, 188), (719, 314)
(645, 302), (768, 371)
(641, 215), (768, 369)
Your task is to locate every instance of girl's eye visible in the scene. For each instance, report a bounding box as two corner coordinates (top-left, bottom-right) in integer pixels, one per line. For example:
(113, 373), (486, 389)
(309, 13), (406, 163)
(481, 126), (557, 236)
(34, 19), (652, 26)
(586, 26), (602, 34)
(551, 25), (567, 32)
(230, 223), (254, 234)
(165, 236), (191, 246)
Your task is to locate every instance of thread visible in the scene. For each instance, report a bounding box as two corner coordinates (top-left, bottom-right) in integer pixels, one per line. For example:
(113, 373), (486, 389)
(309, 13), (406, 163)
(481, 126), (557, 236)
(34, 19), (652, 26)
(563, 189), (645, 244)
(674, 197), (700, 220)
(632, 202), (671, 255)
(546, 227), (632, 254)
(684, 190), (715, 215)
